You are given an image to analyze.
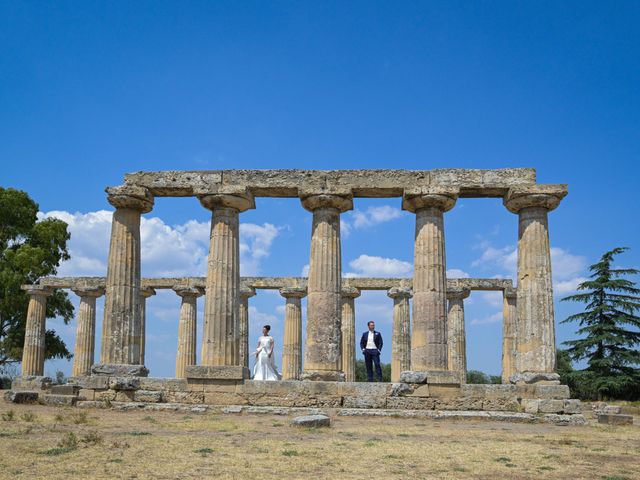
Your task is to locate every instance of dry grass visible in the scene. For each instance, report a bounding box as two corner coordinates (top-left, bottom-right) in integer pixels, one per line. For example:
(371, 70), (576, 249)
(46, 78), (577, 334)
(0, 402), (637, 479)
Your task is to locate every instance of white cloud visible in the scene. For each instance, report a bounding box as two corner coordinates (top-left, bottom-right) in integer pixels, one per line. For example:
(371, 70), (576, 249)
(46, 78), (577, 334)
(478, 291), (503, 308)
(239, 223), (281, 275)
(346, 254), (412, 278)
(351, 205), (404, 229)
(550, 247), (586, 281)
(446, 268), (470, 278)
(554, 277), (588, 295)
(301, 264), (310, 276)
(470, 311), (503, 326)
(471, 241), (517, 278)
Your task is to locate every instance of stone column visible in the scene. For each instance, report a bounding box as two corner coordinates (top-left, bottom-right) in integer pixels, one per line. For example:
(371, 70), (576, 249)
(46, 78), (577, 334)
(71, 287), (105, 377)
(504, 185), (567, 382)
(199, 193), (255, 367)
(446, 287), (470, 383)
(239, 286), (257, 370)
(501, 288), (518, 384)
(173, 286), (203, 379)
(341, 286), (361, 382)
(300, 193), (353, 381)
(138, 287), (156, 366)
(280, 287), (307, 380)
(20, 286), (53, 376)
(402, 188), (458, 372)
(100, 186), (153, 368)
(388, 287), (412, 382)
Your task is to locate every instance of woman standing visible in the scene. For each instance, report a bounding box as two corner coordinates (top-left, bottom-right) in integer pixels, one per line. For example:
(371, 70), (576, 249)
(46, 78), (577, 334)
(253, 325), (281, 381)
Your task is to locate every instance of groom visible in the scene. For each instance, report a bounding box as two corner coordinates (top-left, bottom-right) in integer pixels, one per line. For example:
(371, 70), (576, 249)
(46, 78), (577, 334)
(360, 321), (383, 382)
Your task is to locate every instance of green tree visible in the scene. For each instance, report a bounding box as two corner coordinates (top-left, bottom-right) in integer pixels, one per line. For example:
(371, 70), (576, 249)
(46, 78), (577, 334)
(355, 359), (391, 382)
(0, 187), (74, 368)
(561, 247), (640, 400)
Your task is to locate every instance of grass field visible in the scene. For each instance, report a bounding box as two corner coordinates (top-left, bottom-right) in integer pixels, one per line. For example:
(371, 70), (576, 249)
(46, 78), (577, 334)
(0, 402), (638, 479)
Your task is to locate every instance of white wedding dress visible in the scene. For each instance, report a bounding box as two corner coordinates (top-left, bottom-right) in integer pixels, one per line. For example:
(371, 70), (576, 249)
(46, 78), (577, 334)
(253, 335), (281, 381)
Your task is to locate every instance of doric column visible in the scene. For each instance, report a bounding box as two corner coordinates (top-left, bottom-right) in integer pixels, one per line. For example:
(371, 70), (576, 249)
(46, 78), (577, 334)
(138, 286), (156, 366)
(504, 185), (567, 382)
(70, 287), (105, 377)
(199, 192), (255, 366)
(173, 285), (203, 379)
(20, 286), (53, 376)
(388, 287), (412, 382)
(101, 185), (153, 366)
(501, 288), (518, 384)
(402, 188), (458, 371)
(279, 287), (307, 380)
(446, 287), (470, 383)
(239, 286), (257, 369)
(300, 193), (353, 381)
(341, 286), (361, 382)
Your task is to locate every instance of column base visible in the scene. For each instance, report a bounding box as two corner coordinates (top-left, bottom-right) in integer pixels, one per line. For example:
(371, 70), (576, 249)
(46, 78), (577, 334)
(91, 364), (149, 377)
(509, 372), (560, 385)
(300, 370), (346, 382)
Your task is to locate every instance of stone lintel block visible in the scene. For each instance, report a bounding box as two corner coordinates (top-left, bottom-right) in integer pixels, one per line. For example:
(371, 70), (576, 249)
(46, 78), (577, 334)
(12, 376), (52, 391)
(108, 377), (141, 391)
(68, 376), (110, 390)
(399, 371), (428, 384)
(133, 390), (163, 403)
(407, 385), (430, 397)
(41, 394), (77, 406)
(509, 372), (561, 385)
(291, 414), (331, 428)
(597, 414), (633, 426)
(538, 399), (565, 413)
(138, 377), (188, 392)
(91, 364), (149, 377)
(534, 384), (570, 399)
(3, 390), (39, 404)
(185, 365), (249, 380)
(50, 385), (80, 396)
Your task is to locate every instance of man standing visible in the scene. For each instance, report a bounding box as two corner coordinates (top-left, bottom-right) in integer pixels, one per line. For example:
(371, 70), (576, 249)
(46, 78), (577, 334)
(360, 321), (383, 382)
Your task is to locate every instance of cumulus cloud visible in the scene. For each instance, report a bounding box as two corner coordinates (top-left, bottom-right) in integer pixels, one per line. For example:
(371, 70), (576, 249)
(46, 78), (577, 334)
(446, 268), (470, 278)
(470, 311), (503, 326)
(341, 205), (405, 237)
(346, 254), (412, 278)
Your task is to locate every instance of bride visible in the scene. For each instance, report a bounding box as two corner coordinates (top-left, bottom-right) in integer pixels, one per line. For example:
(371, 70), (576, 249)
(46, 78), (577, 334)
(253, 325), (281, 381)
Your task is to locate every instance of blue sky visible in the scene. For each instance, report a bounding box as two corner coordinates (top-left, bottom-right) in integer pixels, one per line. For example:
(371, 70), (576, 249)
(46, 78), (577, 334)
(1, 1), (638, 378)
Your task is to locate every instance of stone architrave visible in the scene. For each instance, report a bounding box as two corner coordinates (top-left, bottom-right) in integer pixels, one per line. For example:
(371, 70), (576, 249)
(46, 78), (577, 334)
(199, 192), (255, 366)
(101, 185), (154, 366)
(341, 286), (361, 382)
(504, 185), (567, 381)
(20, 285), (53, 376)
(501, 288), (518, 384)
(70, 287), (105, 377)
(402, 188), (458, 371)
(239, 286), (257, 369)
(388, 287), (412, 382)
(446, 287), (470, 383)
(279, 287), (307, 380)
(138, 286), (156, 365)
(300, 193), (353, 381)
(173, 285), (204, 378)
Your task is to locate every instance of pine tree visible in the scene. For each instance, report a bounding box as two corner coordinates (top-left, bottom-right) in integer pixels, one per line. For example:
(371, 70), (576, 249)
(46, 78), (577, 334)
(561, 247), (640, 400)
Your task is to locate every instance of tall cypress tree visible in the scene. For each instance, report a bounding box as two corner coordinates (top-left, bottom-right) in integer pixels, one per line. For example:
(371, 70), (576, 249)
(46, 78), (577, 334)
(561, 247), (640, 400)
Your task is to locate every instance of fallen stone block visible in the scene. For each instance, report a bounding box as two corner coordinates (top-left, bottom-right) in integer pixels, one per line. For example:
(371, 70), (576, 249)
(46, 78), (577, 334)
(41, 394), (76, 406)
(399, 371), (428, 384)
(50, 385), (79, 396)
(390, 382), (413, 396)
(11, 376), (52, 391)
(598, 414), (633, 426)
(603, 405), (622, 414)
(543, 414), (587, 426)
(291, 414), (331, 428)
(3, 390), (39, 404)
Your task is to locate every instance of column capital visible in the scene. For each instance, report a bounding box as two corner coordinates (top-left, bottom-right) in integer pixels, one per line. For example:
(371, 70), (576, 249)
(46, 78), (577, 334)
(300, 193), (353, 213)
(172, 285), (203, 298)
(503, 184), (568, 214)
(140, 286), (156, 299)
(402, 187), (459, 213)
(240, 286), (257, 299)
(279, 287), (307, 299)
(341, 286), (361, 299)
(387, 287), (412, 300)
(446, 287), (471, 300)
(198, 192), (255, 212)
(71, 286), (105, 298)
(21, 285), (54, 297)
(503, 287), (517, 300)
(106, 185), (154, 213)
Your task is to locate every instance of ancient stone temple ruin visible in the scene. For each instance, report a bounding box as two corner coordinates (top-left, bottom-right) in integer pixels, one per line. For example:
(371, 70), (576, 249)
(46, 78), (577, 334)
(10, 169), (584, 424)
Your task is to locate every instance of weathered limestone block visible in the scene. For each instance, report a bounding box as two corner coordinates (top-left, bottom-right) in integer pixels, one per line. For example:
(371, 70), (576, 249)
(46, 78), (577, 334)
(108, 377), (140, 390)
(68, 375), (110, 390)
(41, 394), (77, 406)
(185, 365), (249, 380)
(390, 383), (413, 397)
(91, 363), (149, 377)
(165, 391), (205, 404)
(78, 389), (95, 401)
(386, 397), (437, 410)
(429, 385), (462, 398)
(482, 398), (520, 412)
(407, 385), (431, 397)
(434, 397), (484, 411)
(3, 391), (39, 404)
(343, 395), (386, 409)
(291, 414), (331, 428)
(11, 376), (52, 391)
(521, 399), (540, 414)
(538, 399), (565, 413)
(399, 371), (429, 384)
(203, 392), (247, 405)
(138, 377), (188, 392)
(133, 390), (163, 403)
(460, 384), (518, 400)
(563, 399), (582, 414)
(50, 385), (79, 395)
(544, 414), (587, 426)
(95, 390), (117, 401)
(115, 391), (136, 402)
(510, 372), (560, 385)
(597, 414), (633, 426)
(534, 384), (570, 399)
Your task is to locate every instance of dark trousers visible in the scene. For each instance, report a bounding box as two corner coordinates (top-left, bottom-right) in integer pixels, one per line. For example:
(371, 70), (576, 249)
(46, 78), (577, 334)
(364, 349), (383, 381)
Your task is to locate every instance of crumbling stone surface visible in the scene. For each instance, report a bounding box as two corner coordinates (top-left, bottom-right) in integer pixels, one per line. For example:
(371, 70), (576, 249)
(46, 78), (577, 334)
(92, 364), (149, 377)
(291, 414), (331, 428)
(597, 414), (633, 426)
(3, 390), (39, 404)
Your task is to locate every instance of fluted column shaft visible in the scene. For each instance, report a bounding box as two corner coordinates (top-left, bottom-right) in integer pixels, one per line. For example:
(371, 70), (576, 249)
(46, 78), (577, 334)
(21, 286), (53, 376)
(173, 286), (203, 378)
(341, 287), (361, 382)
(446, 288), (470, 383)
(71, 287), (105, 377)
(200, 193), (254, 366)
(300, 194), (353, 381)
(101, 187), (153, 365)
(502, 289), (518, 383)
(138, 287), (156, 366)
(504, 186), (566, 377)
(403, 190), (458, 371)
(280, 288), (306, 380)
(239, 287), (257, 369)
(388, 287), (412, 382)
